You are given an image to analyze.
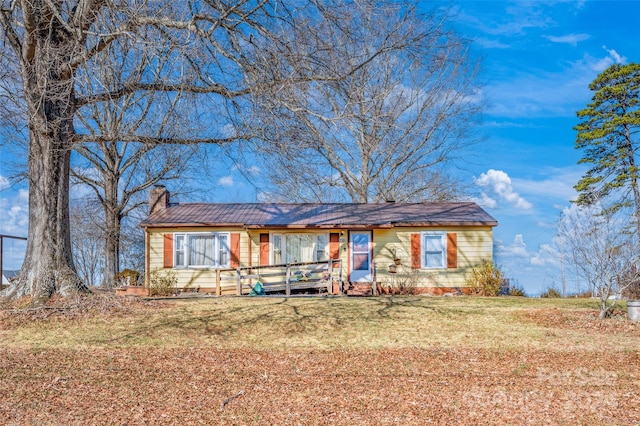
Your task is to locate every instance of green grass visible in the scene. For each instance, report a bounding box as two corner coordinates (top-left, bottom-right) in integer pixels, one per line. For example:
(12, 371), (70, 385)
(3, 296), (637, 352)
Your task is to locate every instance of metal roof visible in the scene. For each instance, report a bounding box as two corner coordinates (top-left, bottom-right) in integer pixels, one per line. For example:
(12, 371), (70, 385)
(140, 202), (497, 229)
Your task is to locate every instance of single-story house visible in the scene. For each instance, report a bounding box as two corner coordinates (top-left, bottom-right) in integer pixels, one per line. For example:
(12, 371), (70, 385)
(140, 186), (497, 295)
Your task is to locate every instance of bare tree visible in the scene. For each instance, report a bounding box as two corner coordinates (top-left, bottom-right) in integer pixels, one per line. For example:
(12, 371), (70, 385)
(559, 203), (640, 319)
(0, 0), (396, 304)
(249, 2), (481, 202)
(72, 37), (196, 286)
(70, 201), (103, 287)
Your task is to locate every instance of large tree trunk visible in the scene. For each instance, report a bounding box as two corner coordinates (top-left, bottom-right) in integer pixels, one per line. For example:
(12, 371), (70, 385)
(3, 9), (88, 304)
(8, 130), (87, 304)
(103, 176), (121, 286)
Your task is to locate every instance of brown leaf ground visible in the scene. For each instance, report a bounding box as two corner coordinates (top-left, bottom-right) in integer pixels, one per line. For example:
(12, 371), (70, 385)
(1, 295), (639, 425)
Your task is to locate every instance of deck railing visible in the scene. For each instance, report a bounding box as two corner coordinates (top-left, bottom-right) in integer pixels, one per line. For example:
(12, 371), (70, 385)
(215, 259), (343, 296)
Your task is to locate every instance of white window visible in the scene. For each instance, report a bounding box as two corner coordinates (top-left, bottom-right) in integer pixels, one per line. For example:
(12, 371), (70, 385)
(316, 234), (329, 262)
(271, 233), (329, 264)
(175, 234), (185, 266)
(174, 233), (230, 268)
(273, 234), (283, 264)
(421, 232), (446, 269)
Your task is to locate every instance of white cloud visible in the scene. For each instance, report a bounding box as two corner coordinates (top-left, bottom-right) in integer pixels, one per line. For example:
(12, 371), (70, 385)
(217, 176), (234, 186)
(511, 166), (585, 203)
(0, 187), (28, 270)
(495, 234), (529, 258)
(458, 3), (553, 37)
(592, 46), (627, 71)
(474, 37), (511, 49)
(220, 124), (237, 139)
(245, 166), (260, 175)
(0, 175), (9, 191)
(477, 193), (497, 209)
(544, 33), (590, 46)
(483, 49), (628, 119)
(603, 46), (625, 64)
(0, 188), (29, 236)
(475, 169), (532, 210)
(530, 242), (560, 267)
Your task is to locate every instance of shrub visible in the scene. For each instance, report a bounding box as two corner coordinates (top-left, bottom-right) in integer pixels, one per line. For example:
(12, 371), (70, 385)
(540, 287), (562, 298)
(381, 264), (421, 295)
(571, 289), (593, 298)
(149, 269), (177, 296)
(509, 283), (527, 297)
(392, 270), (420, 294)
(466, 260), (504, 296)
(115, 269), (141, 287)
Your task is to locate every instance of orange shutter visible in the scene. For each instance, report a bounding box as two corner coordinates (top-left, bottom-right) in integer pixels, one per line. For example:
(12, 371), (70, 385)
(330, 233), (340, 267)
(259, 234), (270, 266)
(230, 233), (240, 268)
(411, 233), (421, 269)
(163, 234), (173, 268)
(447, 233), (457, 269)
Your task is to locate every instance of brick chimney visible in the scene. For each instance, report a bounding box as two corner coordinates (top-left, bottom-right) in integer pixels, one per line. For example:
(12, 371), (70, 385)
(149, 185), (170, 215)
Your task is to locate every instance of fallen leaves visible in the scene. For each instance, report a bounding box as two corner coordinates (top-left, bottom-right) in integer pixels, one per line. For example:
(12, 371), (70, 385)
(1, 296), (639, 424)
(0, 347), (638, 425)
(0, 293), (168, 328)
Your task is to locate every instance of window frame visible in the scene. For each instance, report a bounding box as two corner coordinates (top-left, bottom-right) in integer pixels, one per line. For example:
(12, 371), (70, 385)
(421, 231), (447, 269)
(270, 232), (330, 264)
(173, 232), (231, 269)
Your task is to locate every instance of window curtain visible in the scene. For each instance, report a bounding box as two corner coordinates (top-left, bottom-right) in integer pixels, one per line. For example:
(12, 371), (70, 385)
(286, 234), (314, 263)
(175, 235), (185, 266)
(218, 234), (229, 266)
(189, 235), (215, 266)
(273, 235), (282, 264)
(316, 234), (328, 261)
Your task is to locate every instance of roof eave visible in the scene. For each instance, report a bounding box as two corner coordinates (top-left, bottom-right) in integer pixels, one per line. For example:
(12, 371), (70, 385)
(141, 221), (497, 229)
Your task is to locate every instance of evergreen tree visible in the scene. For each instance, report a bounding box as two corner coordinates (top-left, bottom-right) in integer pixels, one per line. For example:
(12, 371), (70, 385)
(574, 63), (640, 237)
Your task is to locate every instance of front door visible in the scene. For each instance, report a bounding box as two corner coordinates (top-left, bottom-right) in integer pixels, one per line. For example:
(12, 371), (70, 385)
(349, 231), (372, 282)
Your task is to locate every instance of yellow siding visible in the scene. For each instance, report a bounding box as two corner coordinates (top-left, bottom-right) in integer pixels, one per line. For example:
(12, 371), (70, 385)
(373, 227), (493, 288)
(148, 226), (493, 291)
(148, 228), (249, 292)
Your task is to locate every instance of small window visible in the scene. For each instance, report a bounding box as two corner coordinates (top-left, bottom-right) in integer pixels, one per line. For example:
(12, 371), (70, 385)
(316, 234), (328, 261)
(273, 234), (283, 264)
(174, 234), (185, 267)
(173, 232), (230, 268)
(218, 234), (229, 267)
(422, 232), (446, 268)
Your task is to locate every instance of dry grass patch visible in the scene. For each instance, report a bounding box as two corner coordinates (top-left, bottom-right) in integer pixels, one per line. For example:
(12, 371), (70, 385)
(2, 295), (638, 351)
(1, 294), (639, 424)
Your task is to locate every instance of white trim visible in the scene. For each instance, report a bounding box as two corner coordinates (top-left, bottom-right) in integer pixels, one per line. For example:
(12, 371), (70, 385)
(350, 231), (372, 282)
(173, 232), (230, 269)
(421, 231), (447, 269)
(269, 231), (329, 264)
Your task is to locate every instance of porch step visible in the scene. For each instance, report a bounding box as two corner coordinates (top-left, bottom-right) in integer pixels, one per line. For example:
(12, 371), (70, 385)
(346, 282), (374, 296)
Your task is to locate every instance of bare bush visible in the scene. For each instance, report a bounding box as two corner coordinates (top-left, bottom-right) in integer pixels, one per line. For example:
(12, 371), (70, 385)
(558, 203), (640, 318)
(466, 260), (505, 296)
(149, 269), (177, 297)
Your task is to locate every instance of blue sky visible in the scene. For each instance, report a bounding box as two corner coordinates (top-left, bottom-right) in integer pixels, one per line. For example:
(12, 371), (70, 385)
(450, 0), (637, 295)
(0, 0), (637, 294)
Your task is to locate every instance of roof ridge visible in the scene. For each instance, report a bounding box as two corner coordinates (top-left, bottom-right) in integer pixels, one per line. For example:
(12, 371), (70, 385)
(141, 201), (497, 228)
